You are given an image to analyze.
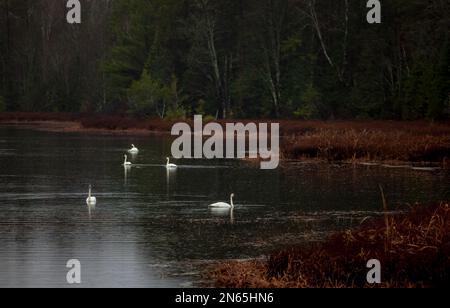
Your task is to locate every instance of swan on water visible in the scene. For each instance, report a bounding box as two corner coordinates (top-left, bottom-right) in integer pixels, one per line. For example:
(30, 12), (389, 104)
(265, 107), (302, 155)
(166, 157), (177, 169)
(209, 193), (235, 209)
(128, 144), (139, 154)
(123, 154), (132, 166)
(86, 185), (97, 205)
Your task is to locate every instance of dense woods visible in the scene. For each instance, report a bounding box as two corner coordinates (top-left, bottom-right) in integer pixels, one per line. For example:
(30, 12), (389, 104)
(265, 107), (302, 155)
(0, 0), (449, 120)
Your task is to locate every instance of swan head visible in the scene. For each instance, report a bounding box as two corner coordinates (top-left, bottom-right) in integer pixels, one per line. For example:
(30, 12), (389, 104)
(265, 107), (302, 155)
(231, 193), (235, 199)
(131, 144), (135, 148)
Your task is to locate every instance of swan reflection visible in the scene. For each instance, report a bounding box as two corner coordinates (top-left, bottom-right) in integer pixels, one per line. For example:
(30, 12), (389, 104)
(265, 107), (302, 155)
(166, 167), (177, 195)
(124, 164), (131, 184)
(87, 202), (96, 219)
(209, 208), (235, 224)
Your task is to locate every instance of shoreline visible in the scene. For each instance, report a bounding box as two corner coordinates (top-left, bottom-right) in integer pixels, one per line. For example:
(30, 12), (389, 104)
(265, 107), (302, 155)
(0, 120), (167, 136)
(1, 112), (449, 167)
(208, 202), (450, 288)
(1, 113), (449, 288)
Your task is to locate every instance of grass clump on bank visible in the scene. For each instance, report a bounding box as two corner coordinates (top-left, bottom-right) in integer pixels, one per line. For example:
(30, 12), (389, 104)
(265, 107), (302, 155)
(1, 112), (449, 163)
(280, 121), (450, 163)
(210, 202), (450, 288)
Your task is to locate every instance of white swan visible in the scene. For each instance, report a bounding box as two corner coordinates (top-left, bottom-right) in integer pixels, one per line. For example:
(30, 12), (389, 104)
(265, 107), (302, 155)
(86, 185), (97, 205)
(166, 157), (177, 169)
(209, 193), (235, 209)
(128, 144), (139, 154)
(123, 154), (132, 166)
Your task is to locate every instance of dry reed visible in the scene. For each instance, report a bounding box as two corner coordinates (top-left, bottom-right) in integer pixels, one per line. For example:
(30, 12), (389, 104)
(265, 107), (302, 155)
(210, 202), (450, 288)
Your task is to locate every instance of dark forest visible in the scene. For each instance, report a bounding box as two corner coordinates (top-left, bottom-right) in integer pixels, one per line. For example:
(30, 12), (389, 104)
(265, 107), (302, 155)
(1, 0), (448, 120)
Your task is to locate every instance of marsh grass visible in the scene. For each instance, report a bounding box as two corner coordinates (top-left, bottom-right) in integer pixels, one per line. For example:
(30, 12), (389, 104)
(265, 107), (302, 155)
(282, 127), (450, 163)
(0, 112), (175, 132)
(209, 202), (450, 288)
(0, 112), (78, 122)
(81, 118), (450, 163)
(1, 113), (449, 163)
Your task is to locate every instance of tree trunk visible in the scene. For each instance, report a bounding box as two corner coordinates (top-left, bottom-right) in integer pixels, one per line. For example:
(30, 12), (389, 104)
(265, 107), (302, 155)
(260, 0), (287, 118)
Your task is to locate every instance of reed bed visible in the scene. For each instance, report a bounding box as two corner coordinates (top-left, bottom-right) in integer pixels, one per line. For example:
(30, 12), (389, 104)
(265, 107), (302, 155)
(210, 202), (450, 288)
(1, 112), (449, 163)
(0, 112), (78, 122)
(0, 112), (175, 132)
(282, 128), (450, 162)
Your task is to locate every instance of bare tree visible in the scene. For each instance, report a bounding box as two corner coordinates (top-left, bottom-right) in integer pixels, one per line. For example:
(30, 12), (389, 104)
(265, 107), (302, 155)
(259, 0), (288, 117)
(301, 0), (350, 84)
(194, 0), (233, 119)
(1, 0), (12, 107)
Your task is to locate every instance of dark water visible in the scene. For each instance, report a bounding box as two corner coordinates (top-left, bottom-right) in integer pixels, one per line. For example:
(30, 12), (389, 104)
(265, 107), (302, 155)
(0, 126), (449, 287)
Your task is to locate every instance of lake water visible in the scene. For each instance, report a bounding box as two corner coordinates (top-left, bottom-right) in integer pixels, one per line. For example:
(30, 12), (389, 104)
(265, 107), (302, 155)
(0, 126), (449, 287)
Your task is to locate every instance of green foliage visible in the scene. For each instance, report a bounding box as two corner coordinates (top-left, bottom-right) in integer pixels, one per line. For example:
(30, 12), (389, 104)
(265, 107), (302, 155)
(128, 70), (168, 118)
(294, 84), (321, 120)
(128, 70), (186, 119)
(399, 55), (449, 121)
(165, 107), (187, 121)
(0, 96), (5, 112)
(101, 0), (154, 106)
(427, 42), (450, 120)
(195, 99), (208, 116)
(1, 0), (448, 120)
(281, 35), (302, 55)
(203, 115), (217, 122)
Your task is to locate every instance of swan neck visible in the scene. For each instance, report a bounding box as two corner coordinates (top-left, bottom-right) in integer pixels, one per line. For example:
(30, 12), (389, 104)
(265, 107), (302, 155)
(88, 188), (91, 198)
(230, 195), (234, 208)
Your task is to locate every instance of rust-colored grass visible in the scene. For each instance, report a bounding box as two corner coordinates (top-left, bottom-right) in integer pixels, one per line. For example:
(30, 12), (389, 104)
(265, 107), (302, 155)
(1, 113), (449, 163)
(0, 112), (175, 132)
(280, 121), (450, 163)
(0, 112), (79, 122)
(209, 202), (450, 288)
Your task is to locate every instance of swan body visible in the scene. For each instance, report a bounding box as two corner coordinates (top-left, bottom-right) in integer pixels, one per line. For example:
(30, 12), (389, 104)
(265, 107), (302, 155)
(86, 185), (97, 205)
(166, 157), (177, 169)
(123, 154), (132, 166)
(209, 193), (235, 209)
(128, 144), (139, 154)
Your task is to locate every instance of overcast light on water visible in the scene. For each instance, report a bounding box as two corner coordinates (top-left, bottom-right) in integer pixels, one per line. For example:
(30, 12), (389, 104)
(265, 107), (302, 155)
(0, 127), (449, 287)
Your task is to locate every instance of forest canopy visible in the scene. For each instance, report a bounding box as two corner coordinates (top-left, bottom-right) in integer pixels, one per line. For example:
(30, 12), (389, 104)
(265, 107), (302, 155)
(0, 0), (449, 120)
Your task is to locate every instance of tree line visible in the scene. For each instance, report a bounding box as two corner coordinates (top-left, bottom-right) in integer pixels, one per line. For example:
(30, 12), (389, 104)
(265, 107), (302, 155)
(1, 0), (449, 120)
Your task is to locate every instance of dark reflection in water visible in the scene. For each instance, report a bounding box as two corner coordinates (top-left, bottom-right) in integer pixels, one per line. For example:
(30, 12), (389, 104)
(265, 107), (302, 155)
(0, 126), (449, 287)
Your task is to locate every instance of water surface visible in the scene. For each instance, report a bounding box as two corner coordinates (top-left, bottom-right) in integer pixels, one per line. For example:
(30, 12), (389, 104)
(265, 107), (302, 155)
(0, 126), (449, 287)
